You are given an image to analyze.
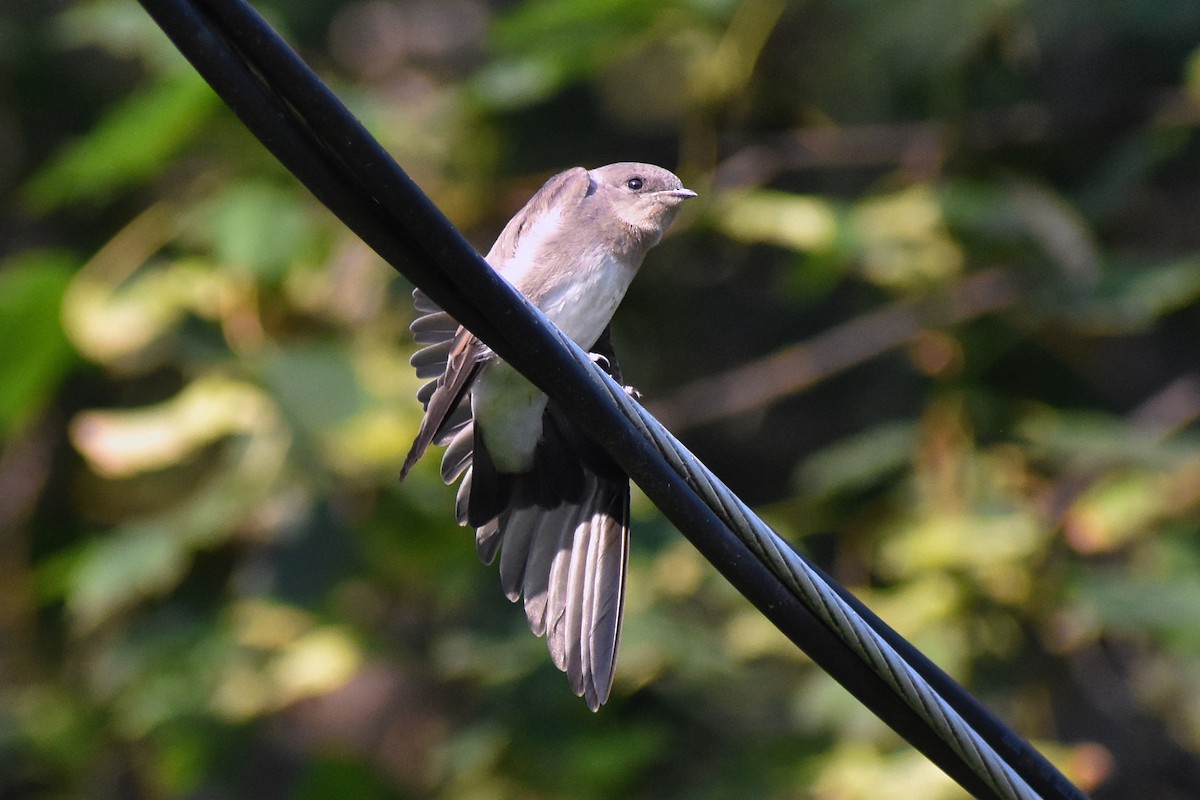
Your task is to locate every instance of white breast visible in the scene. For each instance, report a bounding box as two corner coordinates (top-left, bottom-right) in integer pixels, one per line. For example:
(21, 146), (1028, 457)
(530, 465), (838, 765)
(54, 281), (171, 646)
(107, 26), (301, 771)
(471, 359), (550, 472)
(477, 218), (639, 472)
(537, 251), (637, 347)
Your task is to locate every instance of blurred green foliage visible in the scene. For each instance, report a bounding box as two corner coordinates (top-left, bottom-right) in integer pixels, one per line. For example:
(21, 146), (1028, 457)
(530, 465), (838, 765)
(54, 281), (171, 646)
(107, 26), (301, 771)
(3, 0), (1200, 797)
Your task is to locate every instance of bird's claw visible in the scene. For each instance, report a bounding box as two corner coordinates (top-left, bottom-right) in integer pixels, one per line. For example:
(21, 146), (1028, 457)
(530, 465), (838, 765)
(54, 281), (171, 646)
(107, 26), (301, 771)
(587, 353), (639, 398)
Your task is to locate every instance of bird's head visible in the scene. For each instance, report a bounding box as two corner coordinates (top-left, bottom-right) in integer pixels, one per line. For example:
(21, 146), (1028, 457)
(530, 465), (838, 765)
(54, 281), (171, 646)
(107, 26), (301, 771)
(588, 162), (696, 248)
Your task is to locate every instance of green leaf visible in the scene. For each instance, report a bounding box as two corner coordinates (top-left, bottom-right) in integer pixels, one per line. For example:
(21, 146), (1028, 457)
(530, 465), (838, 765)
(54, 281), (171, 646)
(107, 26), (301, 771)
(291, 757), (402, 800)
(23, 70), (218, 211)
(67, 526), (189, 631)
(797, 422), (918, 497)
(54, 0), (195, 72)
(208, 182), (317, 280)
(1020, 408), (1200, 468)
(714, 190), (842, 254)
(257, 344), (366, 437)
(478, 0), (670, 107)
(1088, 256), (1200, 327)
(0, 250), (78, 435)
(1075, 572), (1200, 652)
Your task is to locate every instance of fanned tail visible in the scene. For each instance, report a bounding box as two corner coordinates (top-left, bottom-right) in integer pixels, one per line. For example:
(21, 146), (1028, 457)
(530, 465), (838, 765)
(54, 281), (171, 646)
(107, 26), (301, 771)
(402, 287), (632, 709)
(467, 402), (629, 710)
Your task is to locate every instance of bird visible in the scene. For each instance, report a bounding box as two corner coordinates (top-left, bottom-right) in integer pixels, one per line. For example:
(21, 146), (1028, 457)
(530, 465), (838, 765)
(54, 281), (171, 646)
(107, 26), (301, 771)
(399, 163), (695, 709)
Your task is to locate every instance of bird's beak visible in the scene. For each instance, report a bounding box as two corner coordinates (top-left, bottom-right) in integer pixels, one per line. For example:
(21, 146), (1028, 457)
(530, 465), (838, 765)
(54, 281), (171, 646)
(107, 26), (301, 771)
(663, 188), (698, 200)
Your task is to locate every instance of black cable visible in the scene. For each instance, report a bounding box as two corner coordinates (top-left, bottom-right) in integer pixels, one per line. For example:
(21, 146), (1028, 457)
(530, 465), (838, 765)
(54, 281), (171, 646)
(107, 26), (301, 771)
(136, 1), (1087, 797)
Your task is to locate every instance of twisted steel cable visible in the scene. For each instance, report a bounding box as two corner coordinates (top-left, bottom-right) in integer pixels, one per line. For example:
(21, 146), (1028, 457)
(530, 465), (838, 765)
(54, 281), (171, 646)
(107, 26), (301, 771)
(585, 353), (1036, 798)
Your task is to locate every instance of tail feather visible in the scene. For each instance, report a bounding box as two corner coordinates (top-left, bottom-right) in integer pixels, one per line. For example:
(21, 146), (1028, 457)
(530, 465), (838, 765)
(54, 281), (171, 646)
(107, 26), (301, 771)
(402, 309), (631, 709)
(474, 406), (630, 710)
(440, 422), (474, 483)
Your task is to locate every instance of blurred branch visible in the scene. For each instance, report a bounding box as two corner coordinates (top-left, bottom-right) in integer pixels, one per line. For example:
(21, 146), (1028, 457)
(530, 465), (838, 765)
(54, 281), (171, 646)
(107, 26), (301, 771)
(714, 104), (1054, 188)
(681, 0), (787, 174)
(1130, 373), (1200, 434)
(651, 269), (1021, 430)
(715, 88), (1200, 189)
(1042, 372), (1200, 548)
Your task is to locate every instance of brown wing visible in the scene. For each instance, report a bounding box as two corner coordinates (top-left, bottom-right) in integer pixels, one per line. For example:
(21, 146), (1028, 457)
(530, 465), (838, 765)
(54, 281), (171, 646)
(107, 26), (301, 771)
(485, 167), (593, 267)
(401, 166), (593, 480)
(399, 289), (488, 480)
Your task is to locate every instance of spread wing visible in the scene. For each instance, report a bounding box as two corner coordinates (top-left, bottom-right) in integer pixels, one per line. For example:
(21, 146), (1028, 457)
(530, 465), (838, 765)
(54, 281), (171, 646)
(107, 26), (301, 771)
(401, 165), (594, 479)
(399, 289), (488, 479)
(401, 285), (629, 710)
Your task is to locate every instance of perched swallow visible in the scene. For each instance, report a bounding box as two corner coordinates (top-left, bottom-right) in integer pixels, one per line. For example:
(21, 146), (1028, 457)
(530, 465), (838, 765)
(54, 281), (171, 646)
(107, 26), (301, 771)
(400, 163), (695, 708)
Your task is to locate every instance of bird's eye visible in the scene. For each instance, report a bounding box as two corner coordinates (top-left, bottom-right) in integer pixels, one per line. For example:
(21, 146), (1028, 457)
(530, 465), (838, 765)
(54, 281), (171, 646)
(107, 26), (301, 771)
(625, 177), (644, 191)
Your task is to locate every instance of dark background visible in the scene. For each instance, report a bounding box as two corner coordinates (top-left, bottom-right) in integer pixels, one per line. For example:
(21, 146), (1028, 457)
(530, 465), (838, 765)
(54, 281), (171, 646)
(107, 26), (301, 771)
(3, 1), (1200, 797)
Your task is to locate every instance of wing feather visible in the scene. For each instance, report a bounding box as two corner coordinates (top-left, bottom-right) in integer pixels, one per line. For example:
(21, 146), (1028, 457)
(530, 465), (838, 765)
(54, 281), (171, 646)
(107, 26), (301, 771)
(400, 330), (485, 479)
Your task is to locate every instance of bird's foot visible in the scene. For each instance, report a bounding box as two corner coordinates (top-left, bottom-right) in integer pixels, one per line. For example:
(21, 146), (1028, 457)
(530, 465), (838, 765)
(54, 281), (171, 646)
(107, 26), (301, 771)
(588, 352), (639, 398)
